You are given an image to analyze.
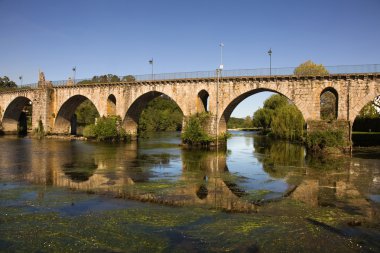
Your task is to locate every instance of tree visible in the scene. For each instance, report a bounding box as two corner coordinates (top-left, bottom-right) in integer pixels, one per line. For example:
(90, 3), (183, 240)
(294, 60), (329, 77)
(358, 102), (380, 119)
(76, 100), (100, 125)
(122, 75), (136, 82)
(264, 94), (288, 110)
(243, 116), (253, 128)
(253, 108), (273, 131)
(138, 96), (183, 133)
(252, 94), (305, 140)
(271, 104), (304, 141)
(374, 96), (380, 110)
(0, 76), (17, 89)
(320, 91), (337, 120)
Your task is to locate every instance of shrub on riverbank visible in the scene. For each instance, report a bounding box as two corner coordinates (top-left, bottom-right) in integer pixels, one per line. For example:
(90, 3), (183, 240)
(33, 120), (45, 139)
(83, 116), (131, 142)
(306, 130), (347, 153)
(182, 113), (213, 147)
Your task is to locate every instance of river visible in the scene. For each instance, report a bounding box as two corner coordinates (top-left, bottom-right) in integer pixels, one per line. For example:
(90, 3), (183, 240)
(0, 131), (379, 252)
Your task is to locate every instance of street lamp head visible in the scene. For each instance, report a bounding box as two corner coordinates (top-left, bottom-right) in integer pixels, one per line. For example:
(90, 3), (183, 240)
(220, 42), (224, 47)
(268, 48), (272, 56)
(19, 76), (22, 80)
(72, 67), (76, 72)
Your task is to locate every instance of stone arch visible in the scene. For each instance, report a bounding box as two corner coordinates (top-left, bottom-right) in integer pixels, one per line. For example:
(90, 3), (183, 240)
(320, 87), (338, 120)
(54, 95), (100, 134)
(2, 96), (32, 133)
(218, 88), (304, 134)
(352, 95), (380, 136)
(123, 91), (184, 135)
(107, 94), (116, 116)
(197, 90), (209, 112)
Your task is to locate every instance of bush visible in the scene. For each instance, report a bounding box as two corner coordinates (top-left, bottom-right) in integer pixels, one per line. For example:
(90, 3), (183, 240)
(306, 130), (346, 153)
(83, 124), (96, 138)
(33, 120), (45, 139)
(182, 113), (213, 146)
(83, 116), (130, 142)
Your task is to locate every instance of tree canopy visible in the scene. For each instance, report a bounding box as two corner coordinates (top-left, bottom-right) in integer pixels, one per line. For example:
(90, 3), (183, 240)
(320, 90), (337, 120)
(0, 76), (17, 89)
(77, 74), (135, 84)
(252, 94), (305, 141)
(357, 101), (380, 119)
(138, 96), (183, 133)
(294, 60), (329, 77)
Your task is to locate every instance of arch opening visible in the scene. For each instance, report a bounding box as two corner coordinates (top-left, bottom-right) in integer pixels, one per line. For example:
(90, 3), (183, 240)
(107, 94), (116, 116)
(54, 95), (100, 135)
(197, 90), (209, 112)
(320, 88), (338, 120)
(2, 97), (33, 135)
(220, 89), (305, 142)
(352, 95), (380, 146)
(123, 91), (184, 136)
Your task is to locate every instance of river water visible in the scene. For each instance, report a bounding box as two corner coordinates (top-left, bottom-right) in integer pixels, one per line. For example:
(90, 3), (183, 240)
(0, 131), (379, 252)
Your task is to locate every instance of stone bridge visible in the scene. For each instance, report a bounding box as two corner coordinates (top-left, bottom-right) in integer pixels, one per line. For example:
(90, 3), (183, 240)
(0, 72), (379, 142)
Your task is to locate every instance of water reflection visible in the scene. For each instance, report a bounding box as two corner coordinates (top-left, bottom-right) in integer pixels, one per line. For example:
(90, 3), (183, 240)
(0, 132), (379, 216)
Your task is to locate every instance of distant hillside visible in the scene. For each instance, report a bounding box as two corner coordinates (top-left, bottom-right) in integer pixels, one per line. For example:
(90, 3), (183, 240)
(227, 117), (252, 129)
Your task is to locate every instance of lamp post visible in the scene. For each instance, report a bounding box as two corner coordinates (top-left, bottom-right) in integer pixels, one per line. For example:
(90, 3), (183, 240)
(219, 42), (224, 70)
(19, 76), (23, 86)
(216, 42), (224, 150)
(149, 58), (154, 80)
(72, 66), (76, 85)
(268, 48), (272, 77)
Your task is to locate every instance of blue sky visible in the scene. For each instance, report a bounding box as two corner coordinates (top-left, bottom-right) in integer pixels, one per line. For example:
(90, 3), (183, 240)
(1, 0), (379, 117)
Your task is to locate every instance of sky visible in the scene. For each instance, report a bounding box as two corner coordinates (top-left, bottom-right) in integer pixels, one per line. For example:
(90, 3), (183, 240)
(1, 0), (379, 117)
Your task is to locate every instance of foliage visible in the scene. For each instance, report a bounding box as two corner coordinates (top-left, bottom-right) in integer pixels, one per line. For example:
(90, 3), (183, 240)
(227, 116), (253, 129)
(138, 96), (183, 133)
(357, 102), (380, 119)
(271, 104), (305, 141)
(293, 60), (329, 77)
(253, 108), (273, 131)
(320, 91), (337, 121)
(252, 94), (305, 140)
(76, 100), (100, 125)
(122, 75), (136, 82)
(33, 119), (45, 139)
(305, 130), (346, 153)
(182, 113), (213, 146)
(263, 94), (288, 110)
(0, 76), (17, 89)
(83, 116), (130, 141)
(76, 74), (135, 84)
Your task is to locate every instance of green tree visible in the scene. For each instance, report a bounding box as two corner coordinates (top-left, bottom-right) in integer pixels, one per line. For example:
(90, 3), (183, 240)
(0, 76), (17, 89)
(77, 74), (132, 84)
(358, 101), (380, 119)
(243, 116), (252, 128)
(271, 104), (304, 141)
(294, 60), (329, 77)
(253, 108), (273, 131)
(76, 100), (100, 125)
(263, 94), (288, 110)
(138, 96), (183, 133)
(122, 75), (136, 82)
(320, 91), (337, 120)
(252, 94), (305, 140)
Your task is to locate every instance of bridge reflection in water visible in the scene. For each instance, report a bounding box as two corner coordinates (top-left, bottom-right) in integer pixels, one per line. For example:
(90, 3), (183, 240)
(0, 132), (378, 218)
